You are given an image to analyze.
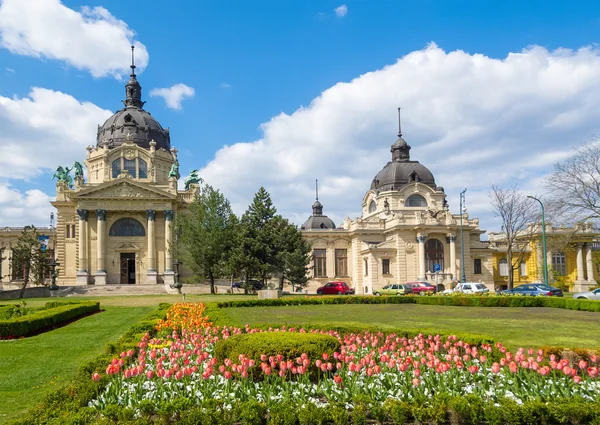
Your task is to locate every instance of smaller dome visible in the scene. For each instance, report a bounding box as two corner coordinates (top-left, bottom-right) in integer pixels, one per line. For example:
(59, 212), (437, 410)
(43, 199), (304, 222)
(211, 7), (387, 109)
(302, 215), (336, 230)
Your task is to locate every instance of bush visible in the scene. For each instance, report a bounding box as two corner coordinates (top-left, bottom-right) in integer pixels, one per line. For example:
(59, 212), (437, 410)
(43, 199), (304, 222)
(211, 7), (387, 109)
(214, 331), (341, 380)
(0, 301), (100, 338)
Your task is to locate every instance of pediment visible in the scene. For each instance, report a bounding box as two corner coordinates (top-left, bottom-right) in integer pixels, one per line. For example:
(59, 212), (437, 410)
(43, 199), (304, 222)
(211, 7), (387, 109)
(73, 179), (176, 200)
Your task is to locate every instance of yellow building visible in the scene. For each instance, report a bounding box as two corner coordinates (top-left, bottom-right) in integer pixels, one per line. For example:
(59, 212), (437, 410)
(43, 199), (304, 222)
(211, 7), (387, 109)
(0, 227), (54, 285)
(489, 223), (600, 291)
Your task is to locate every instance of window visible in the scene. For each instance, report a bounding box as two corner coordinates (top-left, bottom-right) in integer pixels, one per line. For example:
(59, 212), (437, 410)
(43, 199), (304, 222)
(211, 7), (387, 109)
(520, 261), (527, 277)
(335, 249), (348, 277)
(368, 200), (377, 213)
(112, 159), (121, 178)
(498, 258), (508, 277)
(313, 249), (326, 277)
(109, 218), (145, 237)
(66, 224), (76, 239)
(139, 159), (148, 178)
(405, 194), (427, 207)
(552, 252), (567, 276)
(425, 239), (444, 273)
(382, 258), (390, 275)
(364, 259), (368, 276)
(474, 258), (482, 274)
(124, 159), (136, 178)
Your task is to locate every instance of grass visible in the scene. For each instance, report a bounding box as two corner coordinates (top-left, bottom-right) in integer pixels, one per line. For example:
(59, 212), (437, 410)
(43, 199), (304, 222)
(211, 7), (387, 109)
(223, 303), (600, 350)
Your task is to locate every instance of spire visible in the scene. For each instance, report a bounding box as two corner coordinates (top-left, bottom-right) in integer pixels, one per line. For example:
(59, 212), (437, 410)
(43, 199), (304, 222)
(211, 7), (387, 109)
(391, 107), (411, 162)
(315, 179), (319, 201)
(123, 45), (145, 108)
(312, 179), (323, 215)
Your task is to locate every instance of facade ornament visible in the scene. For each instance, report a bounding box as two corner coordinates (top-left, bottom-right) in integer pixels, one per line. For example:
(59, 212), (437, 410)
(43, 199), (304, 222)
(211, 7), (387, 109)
(447, 234), (457, 243)
(146, 210), (156, 221)
(168, 163), (180, 180)
(52, 165), (73, 188)
(184, 169), (201, 190)
(96, 209), (106, 221)
(416, 234), (426, 243)
(76, 209), (89, 221)
(164, 210), (174, 221)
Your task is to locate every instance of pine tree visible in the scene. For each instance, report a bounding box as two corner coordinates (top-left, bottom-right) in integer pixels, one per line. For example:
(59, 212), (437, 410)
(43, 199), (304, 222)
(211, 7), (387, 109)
(175, 183), (238, 294)
(11, 225), (50, 299)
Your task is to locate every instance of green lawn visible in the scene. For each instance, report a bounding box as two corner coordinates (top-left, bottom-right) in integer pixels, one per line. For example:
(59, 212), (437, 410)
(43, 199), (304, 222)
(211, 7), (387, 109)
(223, 303), (600, 350)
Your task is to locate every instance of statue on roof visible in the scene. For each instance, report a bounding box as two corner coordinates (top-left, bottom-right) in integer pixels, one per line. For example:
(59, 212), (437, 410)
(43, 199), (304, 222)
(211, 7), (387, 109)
(52, 166), (73, 188)
(184, 170), (201, 191)
(73, 161), (84, 181)
(168, 163), (180, 180)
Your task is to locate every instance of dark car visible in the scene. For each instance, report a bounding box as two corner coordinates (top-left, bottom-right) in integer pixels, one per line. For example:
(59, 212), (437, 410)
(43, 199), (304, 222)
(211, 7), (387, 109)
(405, 281), (436, 294)
(232, 279), (264, 290)
(316, 281), (355, 295)
(501, 283), (563, 297)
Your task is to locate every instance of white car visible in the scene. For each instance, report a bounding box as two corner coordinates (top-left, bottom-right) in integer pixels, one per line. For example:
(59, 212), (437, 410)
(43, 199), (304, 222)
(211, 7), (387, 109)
(443, 282), (490, 295)
(572, 288), (600, 300)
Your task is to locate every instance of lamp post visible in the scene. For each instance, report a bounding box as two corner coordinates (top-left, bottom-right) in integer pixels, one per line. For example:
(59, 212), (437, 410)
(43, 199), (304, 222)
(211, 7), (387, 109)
(48, 212), (59, 290)
(459, 189), (467, 283)
(527, 195), (548, 286)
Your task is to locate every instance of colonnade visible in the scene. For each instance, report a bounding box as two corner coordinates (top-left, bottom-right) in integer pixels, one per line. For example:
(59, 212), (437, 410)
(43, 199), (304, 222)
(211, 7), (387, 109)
(575, 243), (595, 282)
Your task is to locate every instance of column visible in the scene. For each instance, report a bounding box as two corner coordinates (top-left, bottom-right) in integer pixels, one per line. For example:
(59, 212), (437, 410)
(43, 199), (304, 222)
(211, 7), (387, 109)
(448, 234), (457, 280)
(163, 210), (175, 286)
(76, 209), (88, 285)
(95, 209), (107, 285)
(576, 243), (585, 282)
(146, 210), (157, 284)
(417, 233), (426, 281)
(586, 243), (595, 283)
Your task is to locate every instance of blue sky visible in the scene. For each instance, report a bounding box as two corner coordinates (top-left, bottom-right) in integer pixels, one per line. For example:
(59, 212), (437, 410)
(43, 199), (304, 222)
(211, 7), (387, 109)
(1, 0), (600, 231)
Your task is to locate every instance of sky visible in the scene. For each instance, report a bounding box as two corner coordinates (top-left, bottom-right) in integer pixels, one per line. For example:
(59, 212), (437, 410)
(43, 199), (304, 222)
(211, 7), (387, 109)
(1, 0), (600, 234)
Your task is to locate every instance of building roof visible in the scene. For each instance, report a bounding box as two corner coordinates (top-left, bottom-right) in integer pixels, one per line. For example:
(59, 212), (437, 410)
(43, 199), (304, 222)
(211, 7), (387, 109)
(301, 192), (336, 230)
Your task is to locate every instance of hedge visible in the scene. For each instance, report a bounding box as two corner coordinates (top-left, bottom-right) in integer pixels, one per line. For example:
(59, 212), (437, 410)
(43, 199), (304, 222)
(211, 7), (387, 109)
(7, 303), (171, 425)
(215, 294), (600, 312)
(0, 301), (100, 338)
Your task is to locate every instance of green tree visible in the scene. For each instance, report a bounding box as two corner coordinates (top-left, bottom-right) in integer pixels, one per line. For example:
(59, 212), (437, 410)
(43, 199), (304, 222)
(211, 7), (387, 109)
(272, 216), (312, 291)
(11, 225), (50, 299)
(175, 183), (238, 294)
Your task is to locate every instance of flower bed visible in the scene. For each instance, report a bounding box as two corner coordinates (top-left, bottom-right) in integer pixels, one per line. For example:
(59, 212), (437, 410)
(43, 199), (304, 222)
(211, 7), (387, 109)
(89, 302), (600, 423)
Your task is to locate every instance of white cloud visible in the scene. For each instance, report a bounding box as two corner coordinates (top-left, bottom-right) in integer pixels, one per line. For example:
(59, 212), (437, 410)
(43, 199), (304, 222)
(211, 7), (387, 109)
(0, 0), (148, 78)
(198, 43), (600, 232)
(0, 87), (112, 180)
(220, 83), (232, 89)
(0, 184), (54, 226)
(334, 5), (348, 17)
(150, 84), (195, 110)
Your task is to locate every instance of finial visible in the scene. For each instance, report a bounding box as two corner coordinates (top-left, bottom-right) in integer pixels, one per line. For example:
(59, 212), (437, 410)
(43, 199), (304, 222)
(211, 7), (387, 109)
(130, 45), (136, 77)
(397, 107), (402, 137)
(315, 179), (319, 201)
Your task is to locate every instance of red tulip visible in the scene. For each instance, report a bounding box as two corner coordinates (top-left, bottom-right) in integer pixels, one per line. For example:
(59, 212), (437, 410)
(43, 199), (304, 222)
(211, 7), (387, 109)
(92, 372), (101, 382)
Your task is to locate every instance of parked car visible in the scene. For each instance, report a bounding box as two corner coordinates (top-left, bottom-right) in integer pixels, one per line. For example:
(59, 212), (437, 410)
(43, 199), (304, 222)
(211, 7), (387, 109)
(373, 284), (414, 296)
(316, 281), (355, 295)
(405, 281), (436, 294)
(572, 288), (600, 300)
(232, 279), (264, 290)
(501, 283), (563, 297)
(444, 282), (489, 295)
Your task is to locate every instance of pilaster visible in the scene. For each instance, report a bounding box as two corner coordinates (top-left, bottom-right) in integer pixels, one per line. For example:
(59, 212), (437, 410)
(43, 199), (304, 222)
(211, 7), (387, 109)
(146, 209), (157, 284)
(95, 209), (107, 285)
(76, 209), (89, 285)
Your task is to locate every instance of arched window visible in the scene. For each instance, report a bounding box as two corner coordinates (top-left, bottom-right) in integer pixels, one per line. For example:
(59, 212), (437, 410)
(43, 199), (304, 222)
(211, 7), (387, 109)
(498, 258), (508, 276)
(124, 159), (136, 178)
(368, 200), (377, 213)
(109, 218), (145, 237)
(405, 194), (427, 207)
(112, 159), (121, 178)
(425, 239), (444, 273)
(552, 252), (567, 276)
(138, 159), (147, 178)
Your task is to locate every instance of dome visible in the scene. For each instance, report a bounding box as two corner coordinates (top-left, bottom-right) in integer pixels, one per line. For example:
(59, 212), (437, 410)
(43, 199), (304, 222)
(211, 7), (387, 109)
(301, 189), (336, 230)
(96, 51), (170, 151)
(370, 133), (436, 191)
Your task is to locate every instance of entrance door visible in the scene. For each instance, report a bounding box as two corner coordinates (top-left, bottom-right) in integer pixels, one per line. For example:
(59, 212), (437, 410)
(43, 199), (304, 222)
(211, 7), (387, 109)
(120, 253), (136, 284)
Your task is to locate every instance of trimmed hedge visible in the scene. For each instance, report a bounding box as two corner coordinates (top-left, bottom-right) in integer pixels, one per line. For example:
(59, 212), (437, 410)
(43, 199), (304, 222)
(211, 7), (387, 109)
(7, 303), (170, 425)
(214, 331), (341, 380)
(0, 301), (100, 338)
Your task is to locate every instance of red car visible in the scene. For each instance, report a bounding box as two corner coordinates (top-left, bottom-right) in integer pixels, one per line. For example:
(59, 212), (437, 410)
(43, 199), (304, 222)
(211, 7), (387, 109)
(316, 281), (355, 295)
(405, 281), (435, 294)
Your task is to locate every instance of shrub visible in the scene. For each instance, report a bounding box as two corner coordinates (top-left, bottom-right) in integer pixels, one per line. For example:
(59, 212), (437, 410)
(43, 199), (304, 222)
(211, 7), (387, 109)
(214, 331), (341, 380)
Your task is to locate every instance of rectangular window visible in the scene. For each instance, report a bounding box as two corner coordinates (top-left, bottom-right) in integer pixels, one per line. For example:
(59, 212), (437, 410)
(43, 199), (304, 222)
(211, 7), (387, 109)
(66, 224), (70, 239)
(124, 159), (137, 178)
(499, 259), (509, 277)
(335, 249), (348, 277)
(520, 261), (527, 276)
(72, 225), (76, 239)
(364, 259), (368, 276)
(313, 249), (327, 277)
(474, 258), (482, 275)
(382, 258), (390, 275)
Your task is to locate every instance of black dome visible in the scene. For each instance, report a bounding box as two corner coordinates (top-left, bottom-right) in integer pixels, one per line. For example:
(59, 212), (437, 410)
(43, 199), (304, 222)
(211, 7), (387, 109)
(96, 107), (170, 151)
(302, 215), (336, 230)
(371, 134), (436, 191)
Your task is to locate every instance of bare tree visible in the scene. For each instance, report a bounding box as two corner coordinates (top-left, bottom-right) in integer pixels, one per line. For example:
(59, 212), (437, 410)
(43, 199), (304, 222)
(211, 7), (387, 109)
(489, 185), (538, 289)
(546, 141), (600, 223)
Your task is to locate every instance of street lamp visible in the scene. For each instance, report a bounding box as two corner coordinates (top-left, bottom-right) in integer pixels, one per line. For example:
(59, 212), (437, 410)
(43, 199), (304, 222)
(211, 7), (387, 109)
(48, 212), (59, 290)
(527, 195), (548, 286)
(459, 189), (467, 283)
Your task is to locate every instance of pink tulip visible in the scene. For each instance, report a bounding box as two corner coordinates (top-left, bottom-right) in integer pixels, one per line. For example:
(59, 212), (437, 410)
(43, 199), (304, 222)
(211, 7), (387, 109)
(491, 363), (501, 374)
(92, 373), (101, 382)
(146, 370), (154, 379)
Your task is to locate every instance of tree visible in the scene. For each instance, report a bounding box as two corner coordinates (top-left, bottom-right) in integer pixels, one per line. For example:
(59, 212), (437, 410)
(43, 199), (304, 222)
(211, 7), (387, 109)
(489, 185), (537, 289)
(11, 225), (50, 299)
(272, 216), (312, 291)
(175, 183), (238, 294)
(546, 141), (600, 223)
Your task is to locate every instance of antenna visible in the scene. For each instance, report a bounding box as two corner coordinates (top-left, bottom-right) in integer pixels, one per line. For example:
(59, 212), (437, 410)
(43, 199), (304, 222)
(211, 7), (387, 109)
(130, 45), (136, 76)
(315, 179), (319, 201)
(397, 107), (402, 137)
